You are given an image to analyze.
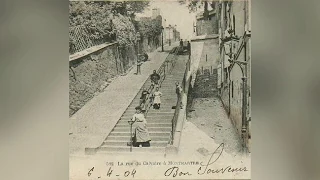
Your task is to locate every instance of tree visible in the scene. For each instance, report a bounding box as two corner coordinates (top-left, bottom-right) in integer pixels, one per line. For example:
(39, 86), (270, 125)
(136, 15), (162, 39)
(69, 1), (151, 50)
(106, 1), (150, 16)
(180, 0), (217, 18)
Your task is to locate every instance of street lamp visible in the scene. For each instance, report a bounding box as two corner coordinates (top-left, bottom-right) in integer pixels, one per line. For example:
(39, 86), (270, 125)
(227, 58), (248, 136)
(227, 32), (251, 152)
(174, 25), (177, 41)
(136, 32), (141, 55)
(168, 24), (171, 46)
(220, 27), (251, 152)
(161, 26), (164, 52)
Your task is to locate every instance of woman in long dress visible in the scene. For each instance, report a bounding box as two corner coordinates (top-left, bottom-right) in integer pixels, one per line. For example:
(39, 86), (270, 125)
(128, 106), (151, 147)
(152, 87), (162, 109)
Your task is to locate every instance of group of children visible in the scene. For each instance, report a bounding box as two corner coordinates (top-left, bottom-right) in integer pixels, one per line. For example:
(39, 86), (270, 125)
(127, 69), (183, 148)
(139, 70), (162, 110)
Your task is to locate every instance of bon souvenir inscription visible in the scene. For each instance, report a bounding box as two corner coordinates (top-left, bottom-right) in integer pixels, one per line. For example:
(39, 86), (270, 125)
(87, 143), (249, 179)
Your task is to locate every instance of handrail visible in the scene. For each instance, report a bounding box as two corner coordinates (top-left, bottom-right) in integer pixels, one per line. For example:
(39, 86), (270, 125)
(143, 47), (179, 117)
(169, 54), (191, 145)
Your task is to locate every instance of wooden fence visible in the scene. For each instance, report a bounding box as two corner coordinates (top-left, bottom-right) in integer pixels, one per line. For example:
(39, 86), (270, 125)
(69, 25), (113, 54)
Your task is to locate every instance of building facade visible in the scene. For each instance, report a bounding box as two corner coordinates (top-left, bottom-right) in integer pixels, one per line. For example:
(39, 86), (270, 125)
(165, 25), (180, 44)
(152, 8), (161, 19)
(196, 9), (219, 36)
(217, 0), (251, 151)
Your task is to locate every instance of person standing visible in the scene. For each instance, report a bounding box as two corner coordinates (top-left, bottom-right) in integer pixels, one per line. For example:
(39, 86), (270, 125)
(127, 106), (151, 147)
(136, 58), (142, 75)
(175, 82), (183, 109)
(152, 87), (162, 109)
(139, 88), (149, 110)
(178, 39), (184, 54)
(187, 41), (191, 58)
(175, 82), (182, 99)
(179, 39), (183, 47)
(150, 70), (160, 87)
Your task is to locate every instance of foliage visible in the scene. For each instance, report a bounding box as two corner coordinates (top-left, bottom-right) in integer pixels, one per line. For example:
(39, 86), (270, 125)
(137, 15), (163, 39)
(108, 1), (150, 17)
(69, 1), (150, 50)
(112, 14), (137, 47)
(179, 0), (216, 15)
(69, 1), (114, 46)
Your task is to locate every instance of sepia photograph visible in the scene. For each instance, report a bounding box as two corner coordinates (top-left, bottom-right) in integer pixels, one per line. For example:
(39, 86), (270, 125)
(69, 0), (251, 179)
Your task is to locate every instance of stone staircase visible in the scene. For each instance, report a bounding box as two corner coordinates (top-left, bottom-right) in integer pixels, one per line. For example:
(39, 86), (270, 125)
(193, 68), (219, 98)
(93, 54), (188, 155)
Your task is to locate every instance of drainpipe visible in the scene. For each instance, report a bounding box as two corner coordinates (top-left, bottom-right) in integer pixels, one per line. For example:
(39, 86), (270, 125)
(241, 76), (247, 150)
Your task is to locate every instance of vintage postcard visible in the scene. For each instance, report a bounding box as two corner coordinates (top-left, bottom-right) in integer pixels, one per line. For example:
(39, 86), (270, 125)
(69, 0), (251, 179)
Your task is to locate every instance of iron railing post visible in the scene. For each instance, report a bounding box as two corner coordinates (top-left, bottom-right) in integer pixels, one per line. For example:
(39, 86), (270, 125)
(241, 76), (247, 152)
(129, 121), (133, 152)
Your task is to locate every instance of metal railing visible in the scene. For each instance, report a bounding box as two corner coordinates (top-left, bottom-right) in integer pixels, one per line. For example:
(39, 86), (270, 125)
(128, 47), (179, 151)
(144, 47), (179, 117)
(169, 55), (191, 145)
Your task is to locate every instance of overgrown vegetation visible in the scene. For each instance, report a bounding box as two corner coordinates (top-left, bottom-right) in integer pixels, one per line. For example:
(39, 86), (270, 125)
(179, 0), (217, 20)
(69, 1), (151, 53)
(136, 15), (162, 39)
(69, 1), (166, 116)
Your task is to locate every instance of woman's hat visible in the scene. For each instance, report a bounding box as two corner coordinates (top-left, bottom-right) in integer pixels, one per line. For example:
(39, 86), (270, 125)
(135, 106), (142, 110)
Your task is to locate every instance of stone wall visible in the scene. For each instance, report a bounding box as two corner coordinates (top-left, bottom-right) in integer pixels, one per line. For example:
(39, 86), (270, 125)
(196, 14), (219, 36)
(69, 43), (137, 116)
(192, 68), (218, 98)
(190, 36), (220, 98)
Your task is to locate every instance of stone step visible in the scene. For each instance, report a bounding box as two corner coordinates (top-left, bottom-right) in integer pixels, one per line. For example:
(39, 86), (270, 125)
(119, 119), (172, 124)
(117, 121), (172, 126)
(96, 56), (188, 153)
(103, 141), (168, 147)
(97, 146), (166, 153)
(128, 103), (174, 107)
(118, 119), (172, 124)
(124, 108), (174, 113)
(110, 132), (170, 136)
(160, 80), (183, 82)
(125, 109), (174, 112)
(112, 127), (171, 132)
(157, 85), (180, 87)
(96, 151), (165, 156)
(131, 99), (177, 103)
(115, 123), (171, 128)
(121, 115), (173, 119)
(147, 110), (175, 114)
(146, 113), (175, 117)
(106, 136), (170, 141)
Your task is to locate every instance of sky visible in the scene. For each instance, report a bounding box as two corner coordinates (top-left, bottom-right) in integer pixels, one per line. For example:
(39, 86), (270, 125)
(136, 0), (197, 40)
